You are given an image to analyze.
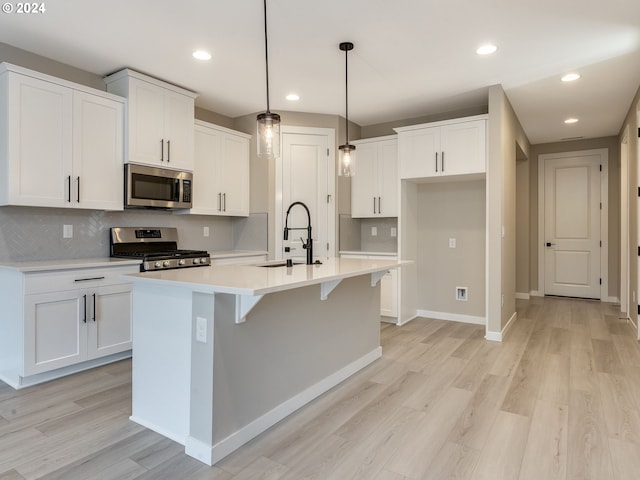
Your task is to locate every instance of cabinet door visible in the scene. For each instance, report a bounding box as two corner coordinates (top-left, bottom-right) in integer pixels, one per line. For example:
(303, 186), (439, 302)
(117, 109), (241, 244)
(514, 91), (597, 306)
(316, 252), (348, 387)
(5, 74), (72, 207)
(398, 127), (439, 179)
(350, 142), (378, 218)
(24, 291), (86, 376)
(378, 140), (398, 217)
(380, 269), (398, 318)
(218, 133), (249, 216)
(192, 126), (223, 214)
(72, 92), (124, 211)
(127, 78), (166, 166)
(87, 284), (132, 360)
(163, 91), (195, 171)
(439, 120), (486, 176)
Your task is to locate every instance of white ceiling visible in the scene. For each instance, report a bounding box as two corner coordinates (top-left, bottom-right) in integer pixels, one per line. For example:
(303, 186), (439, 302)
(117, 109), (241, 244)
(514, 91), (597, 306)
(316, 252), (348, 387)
(1, 0), (639, 144)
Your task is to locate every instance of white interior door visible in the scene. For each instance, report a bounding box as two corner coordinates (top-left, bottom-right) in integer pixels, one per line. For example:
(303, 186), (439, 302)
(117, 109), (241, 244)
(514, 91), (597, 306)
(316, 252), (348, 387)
(543, 153), (601, 298)
(281, 130), (332, 262)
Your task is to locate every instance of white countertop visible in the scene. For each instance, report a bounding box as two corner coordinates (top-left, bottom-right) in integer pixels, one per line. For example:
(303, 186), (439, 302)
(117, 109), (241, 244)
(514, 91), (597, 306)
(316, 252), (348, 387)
(0, 257), (141, 273)
(125, 257), (407, 296)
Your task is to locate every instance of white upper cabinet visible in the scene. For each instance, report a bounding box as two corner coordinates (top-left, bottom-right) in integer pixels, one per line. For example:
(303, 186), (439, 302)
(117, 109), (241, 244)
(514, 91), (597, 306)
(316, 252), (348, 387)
(105, 69), (197, 171)
(0, 63), (124, 210)
(351, 136), (398, 218)
(396, 116), (487, 180)
(190, 120), (251, 216)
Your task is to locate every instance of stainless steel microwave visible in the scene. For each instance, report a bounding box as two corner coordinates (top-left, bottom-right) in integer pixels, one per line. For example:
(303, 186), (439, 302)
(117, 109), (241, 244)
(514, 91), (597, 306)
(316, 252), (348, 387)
(125, 164), (193, 209)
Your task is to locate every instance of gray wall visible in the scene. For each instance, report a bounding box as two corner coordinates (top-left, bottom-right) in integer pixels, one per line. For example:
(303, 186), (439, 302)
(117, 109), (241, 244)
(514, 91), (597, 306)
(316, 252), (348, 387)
(619, 82), (640, 318)
(487, 85), (531, 334)
(417, 180), (486, 317)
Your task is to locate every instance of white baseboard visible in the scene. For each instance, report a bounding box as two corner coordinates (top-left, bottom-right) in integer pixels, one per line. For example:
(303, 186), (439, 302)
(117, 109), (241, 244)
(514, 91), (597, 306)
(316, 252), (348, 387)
(485, 311), (518, 343)
(396, 314), (418, 326)
(604, 296), (619, 304)
(185, 346), (383, 466)
(0, 350), (131, 390)
(530, 290), (543, 297)
(129, 415), (186, 445)
(417, 309), (485, 325)
(515, 292), (530, 300)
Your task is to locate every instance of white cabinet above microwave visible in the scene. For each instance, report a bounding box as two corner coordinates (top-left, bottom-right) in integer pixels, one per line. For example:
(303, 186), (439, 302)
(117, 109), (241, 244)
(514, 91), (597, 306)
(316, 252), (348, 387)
(105, 69), (198, 172)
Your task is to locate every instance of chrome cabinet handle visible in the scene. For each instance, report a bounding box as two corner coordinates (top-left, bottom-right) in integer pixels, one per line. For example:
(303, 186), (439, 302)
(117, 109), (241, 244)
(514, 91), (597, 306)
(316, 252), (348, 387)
(82, 294), (87, 323)
(167, 140), (171, 162)
(378, 196), (381, 214)
(435, 152), (438, 172)
(92, 293), (96, 322)
(67, 175), (71, 202)
(218, 193), (222, 211)
(77, 176), (80, 203)
(373, 197), (376, 214)
(223, 193), (226, 212)
(442, 151), (445, 172)
(160, 139), (164, 162)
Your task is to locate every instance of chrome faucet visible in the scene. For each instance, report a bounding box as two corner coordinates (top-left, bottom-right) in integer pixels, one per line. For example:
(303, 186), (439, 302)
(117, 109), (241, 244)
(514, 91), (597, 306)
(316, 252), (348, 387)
(283, 201), (313, 265)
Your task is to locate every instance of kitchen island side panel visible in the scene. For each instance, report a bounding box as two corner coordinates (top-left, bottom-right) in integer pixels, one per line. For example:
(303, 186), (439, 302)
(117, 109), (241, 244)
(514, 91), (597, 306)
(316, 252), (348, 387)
(211, 275), (381, 444)
(130, 283), (193, 442)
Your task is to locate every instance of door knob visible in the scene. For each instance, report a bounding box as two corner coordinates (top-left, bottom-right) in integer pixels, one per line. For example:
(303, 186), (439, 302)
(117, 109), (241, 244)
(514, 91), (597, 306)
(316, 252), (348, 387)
(545, 242), (556, 247)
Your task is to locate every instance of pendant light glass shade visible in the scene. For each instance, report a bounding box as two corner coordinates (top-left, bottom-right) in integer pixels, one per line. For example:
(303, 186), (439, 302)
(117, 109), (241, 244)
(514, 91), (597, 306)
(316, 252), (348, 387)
(257, 0), (280, 159)
(339, 144), (356, 177)
(338, 41), (355, 177)
(257, 111), (281, 159)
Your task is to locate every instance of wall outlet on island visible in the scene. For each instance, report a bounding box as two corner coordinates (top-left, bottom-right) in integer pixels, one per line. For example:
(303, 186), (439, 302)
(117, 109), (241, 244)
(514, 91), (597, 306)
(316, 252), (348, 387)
(196, 317), (207, 343)
(371, 226), (377, 237)
(63, 224), (73, 239)
(390, 227), (397, 237)
(203, 226), (210, 237)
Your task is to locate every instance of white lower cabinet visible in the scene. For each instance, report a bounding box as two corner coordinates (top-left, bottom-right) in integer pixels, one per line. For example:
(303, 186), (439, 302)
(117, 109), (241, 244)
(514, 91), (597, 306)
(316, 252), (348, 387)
(340, 253), (398, 319)
(0, 263), (138, 388)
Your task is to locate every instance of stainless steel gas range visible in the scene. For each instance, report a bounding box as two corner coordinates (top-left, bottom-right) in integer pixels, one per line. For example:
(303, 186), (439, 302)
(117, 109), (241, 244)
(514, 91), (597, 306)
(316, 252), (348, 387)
(110, 227), (210, 272)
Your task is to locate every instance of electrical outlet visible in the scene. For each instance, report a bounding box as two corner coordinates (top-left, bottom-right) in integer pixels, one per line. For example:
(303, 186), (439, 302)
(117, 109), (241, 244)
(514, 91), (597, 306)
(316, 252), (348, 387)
(390, 227), (397, 237)
(371, 226), (377, 236)
(449, 238), (456, 248)
(203, 226), (210, 237)
(63, 224), (73, 238)
(456, 287), (468, 301)
(196, 316), (207, 343)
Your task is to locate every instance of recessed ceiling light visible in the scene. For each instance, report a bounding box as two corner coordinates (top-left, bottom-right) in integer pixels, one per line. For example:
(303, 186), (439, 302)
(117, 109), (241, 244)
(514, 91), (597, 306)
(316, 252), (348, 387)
(476, 44), (498, 55)
(286, 93), (300, 101)
(561, 73), (581, 82)
(192, 50), (212, 61)
(564, 118), (579, 124)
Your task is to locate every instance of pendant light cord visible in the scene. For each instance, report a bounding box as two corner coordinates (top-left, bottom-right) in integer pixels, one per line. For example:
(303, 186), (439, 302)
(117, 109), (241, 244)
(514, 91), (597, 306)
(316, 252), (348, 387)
(263, 0), (271, 114)
(344, 46), (349, 144)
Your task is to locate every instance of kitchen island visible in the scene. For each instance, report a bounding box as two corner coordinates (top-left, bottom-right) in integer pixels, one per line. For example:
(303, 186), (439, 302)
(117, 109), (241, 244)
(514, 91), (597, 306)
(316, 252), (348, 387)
(125, 257), (406, 465)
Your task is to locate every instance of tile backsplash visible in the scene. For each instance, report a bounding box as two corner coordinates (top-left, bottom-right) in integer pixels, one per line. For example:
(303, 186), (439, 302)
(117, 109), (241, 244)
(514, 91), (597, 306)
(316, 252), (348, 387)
(339, 214), (397, 253)
(0, 206), (267, 262)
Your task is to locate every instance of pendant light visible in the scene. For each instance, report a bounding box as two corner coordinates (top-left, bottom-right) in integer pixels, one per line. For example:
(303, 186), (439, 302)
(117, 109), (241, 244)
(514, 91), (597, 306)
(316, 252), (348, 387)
(338, 41), (355, 177)
(256, 0), (280, 159)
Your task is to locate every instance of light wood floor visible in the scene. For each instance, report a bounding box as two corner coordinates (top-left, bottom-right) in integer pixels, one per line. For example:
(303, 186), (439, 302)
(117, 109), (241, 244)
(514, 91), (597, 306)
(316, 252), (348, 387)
(2, 296), (640, 479)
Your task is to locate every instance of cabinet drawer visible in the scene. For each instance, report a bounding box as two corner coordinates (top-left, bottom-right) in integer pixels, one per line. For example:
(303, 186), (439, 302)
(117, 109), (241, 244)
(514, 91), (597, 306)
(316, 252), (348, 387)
(24, 266), (139, 295)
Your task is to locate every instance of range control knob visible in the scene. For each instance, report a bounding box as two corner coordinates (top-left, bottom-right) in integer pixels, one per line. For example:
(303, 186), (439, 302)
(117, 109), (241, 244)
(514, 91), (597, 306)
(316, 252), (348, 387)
(154, 261), (162, 268)
(163, 261), (171, 267)
(178, 259), (186, 266)
(200, 257), (209, 264)
(193, 258), (201, 265)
